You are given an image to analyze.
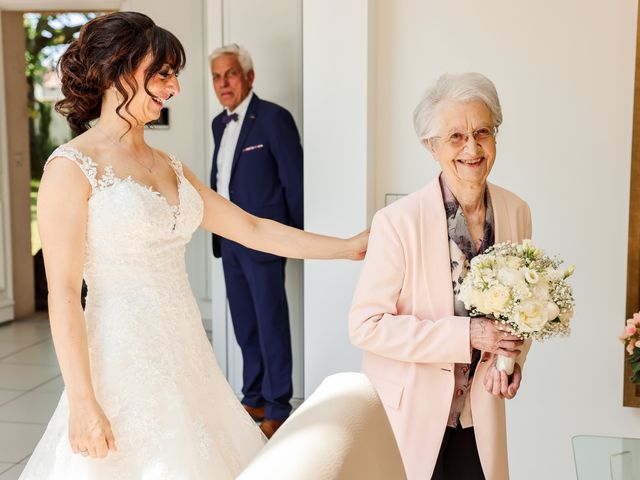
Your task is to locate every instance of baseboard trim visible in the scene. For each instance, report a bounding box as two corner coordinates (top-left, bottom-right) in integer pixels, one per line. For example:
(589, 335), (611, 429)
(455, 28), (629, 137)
(0, 303), (14, 324)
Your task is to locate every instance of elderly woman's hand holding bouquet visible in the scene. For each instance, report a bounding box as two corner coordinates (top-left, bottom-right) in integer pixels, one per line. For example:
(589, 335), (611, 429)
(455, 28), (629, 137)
(459, 239), (576, 375)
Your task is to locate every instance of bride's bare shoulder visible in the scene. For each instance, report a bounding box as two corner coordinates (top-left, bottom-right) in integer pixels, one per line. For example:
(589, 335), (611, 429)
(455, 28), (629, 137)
(42, 131), (105, 195)
(63, 130), (107, 161)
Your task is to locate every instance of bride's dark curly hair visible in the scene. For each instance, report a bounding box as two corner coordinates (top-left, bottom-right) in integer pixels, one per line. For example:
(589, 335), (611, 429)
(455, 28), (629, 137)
(55, 12), (186, 135)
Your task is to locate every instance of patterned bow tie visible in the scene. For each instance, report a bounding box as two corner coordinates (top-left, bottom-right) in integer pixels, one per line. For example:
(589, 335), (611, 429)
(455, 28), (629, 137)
(222, 112), (239, 125)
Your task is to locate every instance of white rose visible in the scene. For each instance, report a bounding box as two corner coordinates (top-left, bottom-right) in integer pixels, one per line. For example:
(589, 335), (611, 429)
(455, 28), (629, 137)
(512, 281), (532, 302)
(531, 281), (550, 302)
(546, 302), (560, 321)
(471, 289), (489, 314)
(485, 285), (511, 316)
(505, 255), (522, 270)
(458, 282), (473, 308)
(480, 268), (496, 283)
(514, 300), (548, 332)
(497, 267), (525, 286)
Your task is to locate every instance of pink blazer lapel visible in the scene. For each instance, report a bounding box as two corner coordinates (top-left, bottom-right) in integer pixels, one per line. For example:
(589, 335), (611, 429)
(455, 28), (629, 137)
(418, 180), (514, 320)
(419, 178), (455, 318)
(487, 183), (511, 243)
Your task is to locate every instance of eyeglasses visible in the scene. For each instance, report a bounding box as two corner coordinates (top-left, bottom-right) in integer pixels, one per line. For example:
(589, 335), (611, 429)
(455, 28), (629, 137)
(429, 126), (497, 148)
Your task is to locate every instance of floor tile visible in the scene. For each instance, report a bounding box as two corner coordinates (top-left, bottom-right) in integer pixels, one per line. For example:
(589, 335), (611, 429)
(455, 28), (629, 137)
(0, 364), (59, 390)
(0, 390), (25, 407)
(0, 391), (61, 424)
(0, 321), (51, 345)
(0, 463), (25, 479)
(0, 422), (46, 462)
(0, 342), (37, 359)
(31, 376), (64, 395)
(0, 340), (58, 366)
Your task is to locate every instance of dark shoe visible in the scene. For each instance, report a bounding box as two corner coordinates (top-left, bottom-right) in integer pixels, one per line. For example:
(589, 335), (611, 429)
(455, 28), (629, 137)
(243, 404), (265, 422)
(260, 418), (285, 439)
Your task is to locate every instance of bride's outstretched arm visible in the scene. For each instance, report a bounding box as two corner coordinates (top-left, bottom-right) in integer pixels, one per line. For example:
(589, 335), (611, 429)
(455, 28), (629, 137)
(38, 157), (117, 459)
(183, 165), (368, 260)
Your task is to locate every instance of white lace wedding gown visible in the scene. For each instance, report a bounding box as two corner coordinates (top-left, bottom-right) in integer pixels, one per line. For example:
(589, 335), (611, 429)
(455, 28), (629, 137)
(20, 145), (266, 480)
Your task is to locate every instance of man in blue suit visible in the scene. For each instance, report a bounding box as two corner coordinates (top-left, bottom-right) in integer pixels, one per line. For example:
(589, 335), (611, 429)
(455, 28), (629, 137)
(209, 44), (303, 438)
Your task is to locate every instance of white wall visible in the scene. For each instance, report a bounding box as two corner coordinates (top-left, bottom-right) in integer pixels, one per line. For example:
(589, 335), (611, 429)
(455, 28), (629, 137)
(303, 0), (376, 394)
(373, 1), (640, 478)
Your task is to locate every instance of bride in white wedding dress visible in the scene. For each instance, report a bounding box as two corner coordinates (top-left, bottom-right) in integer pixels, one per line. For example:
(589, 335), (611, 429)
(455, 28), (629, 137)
(19, 12), (367, 480)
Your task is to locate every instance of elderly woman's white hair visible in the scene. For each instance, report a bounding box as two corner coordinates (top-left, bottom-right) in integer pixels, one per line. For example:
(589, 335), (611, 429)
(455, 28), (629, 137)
(208, 43), (254, 77)
(413, 72), (502, 141)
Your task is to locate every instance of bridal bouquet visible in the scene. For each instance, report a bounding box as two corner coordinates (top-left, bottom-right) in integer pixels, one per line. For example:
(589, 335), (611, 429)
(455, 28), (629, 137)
(619, 312), (640, 384)
(459, 240), (575, 374)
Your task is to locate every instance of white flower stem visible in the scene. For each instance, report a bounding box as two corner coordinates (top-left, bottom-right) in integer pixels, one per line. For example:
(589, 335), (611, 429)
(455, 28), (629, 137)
(496, 355), (515, 375)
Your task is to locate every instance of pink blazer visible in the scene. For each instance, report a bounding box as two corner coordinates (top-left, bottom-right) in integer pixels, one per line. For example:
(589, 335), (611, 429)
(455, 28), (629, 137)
(349, 176), (532, 480)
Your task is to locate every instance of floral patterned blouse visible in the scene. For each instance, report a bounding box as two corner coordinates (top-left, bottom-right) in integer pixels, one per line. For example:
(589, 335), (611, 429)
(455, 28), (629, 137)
(439, 174), (494, 428)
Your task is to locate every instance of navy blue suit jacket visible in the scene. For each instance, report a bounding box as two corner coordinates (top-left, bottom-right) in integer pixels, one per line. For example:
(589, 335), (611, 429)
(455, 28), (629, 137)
(210, 93), (303, 260)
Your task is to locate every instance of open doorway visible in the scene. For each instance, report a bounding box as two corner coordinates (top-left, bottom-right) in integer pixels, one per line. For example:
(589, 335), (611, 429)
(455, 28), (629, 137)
(2, 12), (101, 319)
(26, 13), (99, 311)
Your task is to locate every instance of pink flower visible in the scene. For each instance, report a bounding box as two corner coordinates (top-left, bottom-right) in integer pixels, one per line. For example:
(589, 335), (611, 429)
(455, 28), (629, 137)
(628, 319), (636, 326)
(628, 343), (636, 355)
(634, 312), (640, 325)
(626, 325), (637, 336)
(636, 340), (640, 348)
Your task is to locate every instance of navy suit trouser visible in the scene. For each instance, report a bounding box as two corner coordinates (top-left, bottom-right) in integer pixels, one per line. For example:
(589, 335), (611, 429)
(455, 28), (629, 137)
(220, 239), (293, 421)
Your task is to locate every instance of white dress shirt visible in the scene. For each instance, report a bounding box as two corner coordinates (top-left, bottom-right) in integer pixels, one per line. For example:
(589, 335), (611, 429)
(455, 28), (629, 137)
(216, 91), (254, 200)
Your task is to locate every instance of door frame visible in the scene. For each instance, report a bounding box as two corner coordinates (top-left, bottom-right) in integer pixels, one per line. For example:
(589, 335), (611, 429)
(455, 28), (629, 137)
(0, 1), (125, 322)
(0, 9), (14, 323)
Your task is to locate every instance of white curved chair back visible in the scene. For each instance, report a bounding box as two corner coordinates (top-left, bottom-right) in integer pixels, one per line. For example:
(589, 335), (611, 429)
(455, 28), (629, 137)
(238, 372), (407, 480)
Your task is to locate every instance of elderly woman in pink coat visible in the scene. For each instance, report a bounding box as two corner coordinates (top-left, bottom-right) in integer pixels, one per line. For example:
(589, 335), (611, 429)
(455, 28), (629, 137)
(349, 73), (532, 480)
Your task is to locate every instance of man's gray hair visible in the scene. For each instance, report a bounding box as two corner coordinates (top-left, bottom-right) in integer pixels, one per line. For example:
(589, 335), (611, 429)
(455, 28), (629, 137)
(208, 43), (254, 77)
(413, 72), (503, 140)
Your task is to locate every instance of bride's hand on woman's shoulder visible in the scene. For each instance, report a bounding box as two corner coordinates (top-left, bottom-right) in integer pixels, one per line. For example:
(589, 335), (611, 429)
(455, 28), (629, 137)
(69, 399), (117, 459)
(347, 229), (369, 260)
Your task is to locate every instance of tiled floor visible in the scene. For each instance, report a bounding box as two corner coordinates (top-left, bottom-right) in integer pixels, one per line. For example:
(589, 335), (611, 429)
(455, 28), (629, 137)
(0, 314), (62, 479)
(0, 316), (301, 479)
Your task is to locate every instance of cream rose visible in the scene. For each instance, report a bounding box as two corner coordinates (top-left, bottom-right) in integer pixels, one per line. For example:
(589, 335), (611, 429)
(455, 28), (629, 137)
(546, 302), (560, 321)
(485, 284), (511, 316)
(471, 288), (488, 314)
(532, 281), (550, 302)
(497, 267), (524, 287)
(514, 300), (548, 332)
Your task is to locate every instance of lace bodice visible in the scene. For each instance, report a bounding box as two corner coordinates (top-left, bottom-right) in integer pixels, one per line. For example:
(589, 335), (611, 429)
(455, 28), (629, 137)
(44, 145), (204, 294)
